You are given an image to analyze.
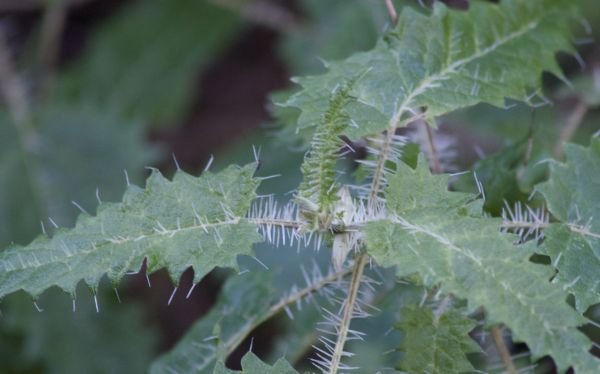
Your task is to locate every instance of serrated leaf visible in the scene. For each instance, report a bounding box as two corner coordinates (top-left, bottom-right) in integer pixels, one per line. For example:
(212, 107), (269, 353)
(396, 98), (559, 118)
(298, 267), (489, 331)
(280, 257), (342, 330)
(0, 163), (261, 299)
(282, 0), (577, 139)
(538, 140), (600, 312)
(213, 352), (298, 374)
(396, 305), (479, 374)
(150, 271), (278, 373)
(56, 0), (240, 125)
(364, 156), (598, 372)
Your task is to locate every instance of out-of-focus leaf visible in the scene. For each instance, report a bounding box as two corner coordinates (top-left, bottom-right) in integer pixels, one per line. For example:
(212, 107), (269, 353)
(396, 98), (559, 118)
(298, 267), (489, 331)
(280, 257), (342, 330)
(150, 271), (278, 373)
(0, 105), (154, 247)
(279, 0), (390, 75)
(0, 287), (156, 374)
(56, 0), (241, 125)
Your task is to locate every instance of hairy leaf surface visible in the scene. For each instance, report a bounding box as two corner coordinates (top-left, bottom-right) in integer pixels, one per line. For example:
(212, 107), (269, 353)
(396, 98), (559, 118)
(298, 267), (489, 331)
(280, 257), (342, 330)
(0, 163), (260, 299)
(538, 140), (600, 312)
(396, 305), (479, 374)
(282, 0), (576, 139)
(364, 157), (598, 372)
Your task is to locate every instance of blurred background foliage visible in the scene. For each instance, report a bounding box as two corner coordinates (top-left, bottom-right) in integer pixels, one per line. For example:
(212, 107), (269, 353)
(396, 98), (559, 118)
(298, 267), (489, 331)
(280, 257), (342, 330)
(0, 0), (598, 372)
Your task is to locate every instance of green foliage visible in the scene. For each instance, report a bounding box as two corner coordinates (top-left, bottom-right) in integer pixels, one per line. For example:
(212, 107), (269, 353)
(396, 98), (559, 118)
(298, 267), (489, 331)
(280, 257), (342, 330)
(364, 157), (598, 372)
(0, 106), (154, 247)
(55, 0), (240, 126)
(213, 352), (297, 374)
(0, 163), (260, 299)
(0, 288), (156, 374)
(297, 81), (354, 224)
(282, 0), (577, 139)
(538, 140), (600, 312)
(150, 271), (277, 373)
(396, 305), (479, 374)
(278, 0), (390, 75)
(2, 0), (598, 372)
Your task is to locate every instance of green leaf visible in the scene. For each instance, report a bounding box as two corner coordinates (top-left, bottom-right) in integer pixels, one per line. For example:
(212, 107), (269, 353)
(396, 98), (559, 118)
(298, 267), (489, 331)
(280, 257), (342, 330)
(282, 0), (577, 139)
(396, 305), (479, 374)
(364, 156), (598, 372)
(150, 271), (278, 373)
(55, 0), (240, 125)
(0, 163), (261, 299)
(538, 140), (600, 312)
(0, 288), (156, 374)
(213, 352), (298, 374)
(452, 136), (530, 214)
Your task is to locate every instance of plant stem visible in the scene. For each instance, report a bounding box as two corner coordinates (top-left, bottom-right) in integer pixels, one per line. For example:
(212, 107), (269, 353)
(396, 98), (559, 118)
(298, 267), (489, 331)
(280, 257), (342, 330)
(328, 253), (368, 374)
(38, 0), (67, 94)
(385, 0), (398, 25)
(554, 100), (588, 158)
(422, 120), (442, 174)
(491, 325), (518, 374)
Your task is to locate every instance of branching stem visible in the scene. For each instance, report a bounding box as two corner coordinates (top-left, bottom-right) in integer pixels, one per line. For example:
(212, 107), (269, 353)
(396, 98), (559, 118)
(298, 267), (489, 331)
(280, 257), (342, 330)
(328, 253), (368, 374)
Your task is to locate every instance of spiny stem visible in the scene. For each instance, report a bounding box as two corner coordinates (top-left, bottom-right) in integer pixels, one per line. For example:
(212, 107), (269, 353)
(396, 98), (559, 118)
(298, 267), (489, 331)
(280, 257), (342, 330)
(248, 217), (304, 229)
(500, 220), (600, 240)
(328, 253), (368, 374)
(194, 267), (353, 371)
(491, 325), (518, 374)
(269, 268), (352, 316)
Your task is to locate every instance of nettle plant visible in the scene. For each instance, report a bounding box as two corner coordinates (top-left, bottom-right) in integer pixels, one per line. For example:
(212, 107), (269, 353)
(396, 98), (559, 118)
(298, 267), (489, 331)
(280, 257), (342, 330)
(1, 0), (599, 373)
